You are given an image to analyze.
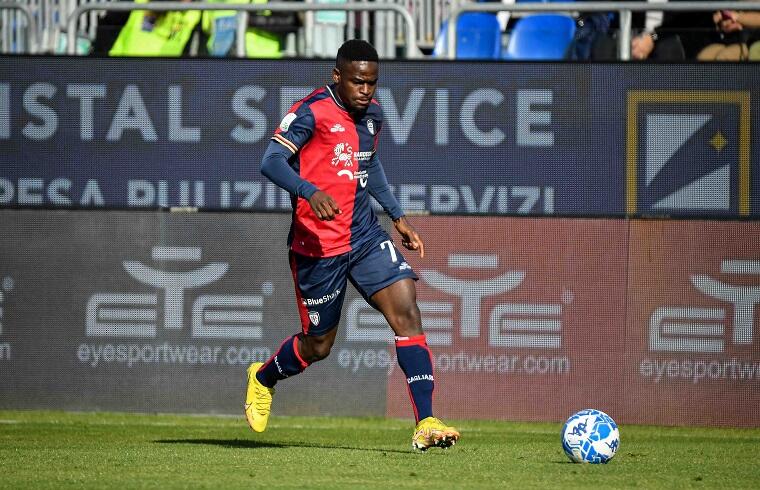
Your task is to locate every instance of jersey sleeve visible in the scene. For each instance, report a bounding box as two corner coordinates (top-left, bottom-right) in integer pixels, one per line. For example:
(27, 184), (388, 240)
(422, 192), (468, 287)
(260, 141), (319, 199)
(272, 103), (315, 154)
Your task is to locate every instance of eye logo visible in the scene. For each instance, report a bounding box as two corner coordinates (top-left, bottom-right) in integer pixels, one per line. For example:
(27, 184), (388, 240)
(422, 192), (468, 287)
(0, 278), (10, 361)
(85, 246), (266, 339)
(345, 253), (567, 348)
(331, 143), (354, 167)
(0, 276), (14, 338)
(649, 259), (760, 353)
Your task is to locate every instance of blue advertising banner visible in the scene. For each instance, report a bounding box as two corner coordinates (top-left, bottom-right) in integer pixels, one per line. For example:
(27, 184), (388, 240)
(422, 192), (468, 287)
(1, 57), (758, 216)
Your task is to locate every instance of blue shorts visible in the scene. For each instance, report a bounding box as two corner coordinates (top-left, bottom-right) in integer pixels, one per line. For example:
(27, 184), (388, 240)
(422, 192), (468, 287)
(289, 233), (418, 336)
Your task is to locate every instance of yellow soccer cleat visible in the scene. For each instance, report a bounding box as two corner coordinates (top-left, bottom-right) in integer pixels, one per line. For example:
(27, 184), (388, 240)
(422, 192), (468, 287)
(412, 416), (460, 451)
(244, 362), (275, 433)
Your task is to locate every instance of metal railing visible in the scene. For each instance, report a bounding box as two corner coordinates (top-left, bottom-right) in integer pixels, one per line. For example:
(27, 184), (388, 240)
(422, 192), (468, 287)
(0, 1), (36, 52)
(66, 1), (418, 57)
(5, 0), (759, 59)
(447, 1), (760, 60)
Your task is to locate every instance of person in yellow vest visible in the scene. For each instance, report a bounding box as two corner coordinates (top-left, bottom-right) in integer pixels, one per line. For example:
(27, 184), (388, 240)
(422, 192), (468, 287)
(109, 0), (201, 56)
(201, 0), (300, 58)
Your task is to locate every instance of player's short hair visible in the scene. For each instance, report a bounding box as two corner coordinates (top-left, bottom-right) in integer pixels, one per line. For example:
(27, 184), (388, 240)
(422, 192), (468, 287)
(336, 39), (379, 69)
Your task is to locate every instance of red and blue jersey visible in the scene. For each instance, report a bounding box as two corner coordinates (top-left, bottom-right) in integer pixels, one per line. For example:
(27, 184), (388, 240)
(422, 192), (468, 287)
(261, 84), (403, 258)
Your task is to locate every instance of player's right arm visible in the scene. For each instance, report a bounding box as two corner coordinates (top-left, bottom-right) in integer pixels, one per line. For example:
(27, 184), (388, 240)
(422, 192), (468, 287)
(260, 142), (318, 199)
(260, 105), (341, 220)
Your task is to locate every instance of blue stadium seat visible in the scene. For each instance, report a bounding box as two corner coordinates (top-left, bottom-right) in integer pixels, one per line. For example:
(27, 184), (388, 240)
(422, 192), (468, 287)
(433, 13), (501, 59)
(502, 14), (576, 60)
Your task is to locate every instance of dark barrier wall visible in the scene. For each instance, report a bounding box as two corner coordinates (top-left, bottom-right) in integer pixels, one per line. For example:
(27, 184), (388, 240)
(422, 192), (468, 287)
(386, 216), (760, 427)
(0, 210), (389, 416)
(2, 210), (759, 426)
(1, 57), (759, 217)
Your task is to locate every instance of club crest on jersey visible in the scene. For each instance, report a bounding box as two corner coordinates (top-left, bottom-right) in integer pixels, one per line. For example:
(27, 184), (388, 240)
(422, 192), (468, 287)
(366, 119), (375, 135)
(308, 311), (320, 326)
(331, 143), (354, 167)
(279, 112), (297, 131)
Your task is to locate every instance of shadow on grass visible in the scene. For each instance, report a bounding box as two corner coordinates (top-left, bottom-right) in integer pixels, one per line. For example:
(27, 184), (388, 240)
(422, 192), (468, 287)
(155, 438), (411, 454)
(155, 439), (287, 449)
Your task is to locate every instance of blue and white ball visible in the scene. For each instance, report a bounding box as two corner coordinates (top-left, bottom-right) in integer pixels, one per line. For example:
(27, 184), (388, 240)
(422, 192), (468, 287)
(561, 409), (620, 464)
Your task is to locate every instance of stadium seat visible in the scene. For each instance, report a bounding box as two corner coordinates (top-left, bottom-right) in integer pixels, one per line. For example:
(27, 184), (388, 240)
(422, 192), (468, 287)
(502, 14), (576, 60)
(433, 13), (502, 59)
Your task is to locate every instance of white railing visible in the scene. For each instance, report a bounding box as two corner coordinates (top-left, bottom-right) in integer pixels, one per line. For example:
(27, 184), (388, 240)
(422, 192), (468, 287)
(0, 1), (36, 52)
(65, 1), (419, 57)
(0, 0), (112, 55)
(446, 1), (760, 60)
(5, 0), (760, 59)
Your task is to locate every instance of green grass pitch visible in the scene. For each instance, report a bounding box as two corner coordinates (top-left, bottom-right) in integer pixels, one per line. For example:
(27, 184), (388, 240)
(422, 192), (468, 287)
(2, 410), (759, 489)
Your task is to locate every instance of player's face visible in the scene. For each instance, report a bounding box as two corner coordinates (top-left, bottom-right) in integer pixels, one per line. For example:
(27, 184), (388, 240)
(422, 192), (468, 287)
(333, 61), (378, 114)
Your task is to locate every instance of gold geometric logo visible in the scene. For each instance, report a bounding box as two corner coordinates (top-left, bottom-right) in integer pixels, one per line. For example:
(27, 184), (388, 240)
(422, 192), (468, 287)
(626, 90), (751, 215)
(710, 131), (727, 152)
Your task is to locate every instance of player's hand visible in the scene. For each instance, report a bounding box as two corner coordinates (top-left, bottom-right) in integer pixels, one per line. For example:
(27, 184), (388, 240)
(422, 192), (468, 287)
(631, 33), (655, 60)
(717, 10), (743, 33)
(308, 190), (341, 220)
(393, 216), (424, 258)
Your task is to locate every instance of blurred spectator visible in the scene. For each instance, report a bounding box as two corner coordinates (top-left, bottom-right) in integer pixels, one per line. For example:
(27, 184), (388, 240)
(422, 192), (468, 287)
(566, 13), (616, 60)
(696, 9), (760, 60)
(564, 0), (620, 61)
(630, 0), (718, 60)
(91, 9), (131, 55)
(107, 0), (200, 56)
(200, 0), (300, 58)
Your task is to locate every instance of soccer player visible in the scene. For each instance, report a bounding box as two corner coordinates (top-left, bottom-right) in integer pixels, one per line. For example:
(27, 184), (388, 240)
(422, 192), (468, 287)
(245, 39), (460, 451)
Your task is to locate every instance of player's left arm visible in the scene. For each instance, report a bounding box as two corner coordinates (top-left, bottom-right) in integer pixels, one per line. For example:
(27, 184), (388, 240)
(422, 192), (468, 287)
(366, 153), (424, 257)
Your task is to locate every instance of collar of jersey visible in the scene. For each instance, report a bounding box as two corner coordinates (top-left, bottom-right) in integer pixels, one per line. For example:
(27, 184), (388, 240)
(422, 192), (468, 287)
(326, 84), (348, 112)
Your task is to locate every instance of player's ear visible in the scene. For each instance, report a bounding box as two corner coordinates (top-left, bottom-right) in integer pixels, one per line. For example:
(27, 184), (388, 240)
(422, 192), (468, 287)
(332, 67), (341, 84)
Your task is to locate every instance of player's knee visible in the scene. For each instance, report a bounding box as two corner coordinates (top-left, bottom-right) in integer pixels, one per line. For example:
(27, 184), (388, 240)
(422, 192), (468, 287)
(309, 342), (332, 362)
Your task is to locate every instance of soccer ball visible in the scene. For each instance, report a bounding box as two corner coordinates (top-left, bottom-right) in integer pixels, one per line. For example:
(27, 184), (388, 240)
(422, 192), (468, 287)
(561, 409), (620, 464)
